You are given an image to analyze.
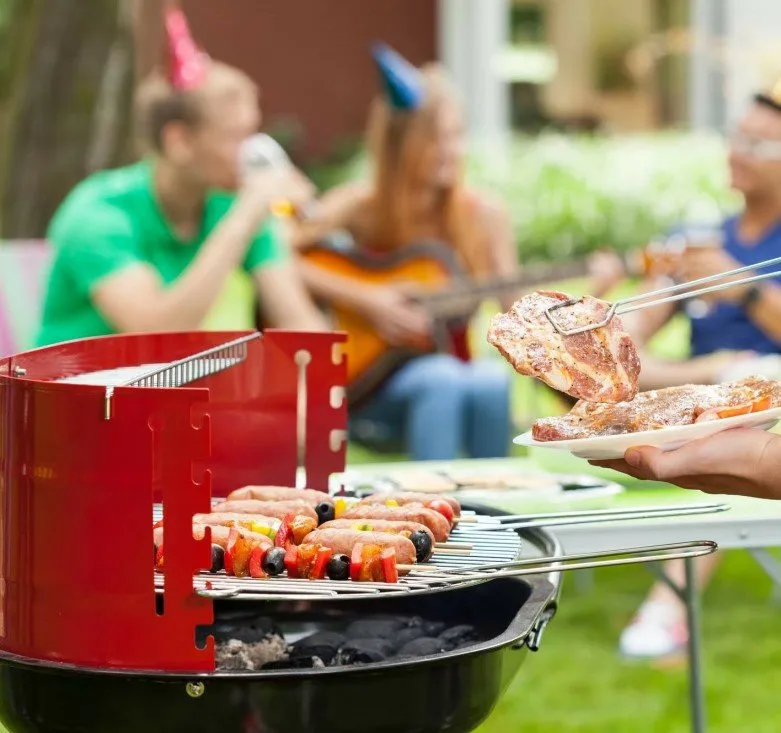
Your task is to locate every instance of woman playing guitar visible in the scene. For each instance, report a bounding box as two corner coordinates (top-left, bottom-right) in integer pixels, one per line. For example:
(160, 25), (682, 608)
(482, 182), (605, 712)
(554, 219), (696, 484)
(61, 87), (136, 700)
(292, 44), (519, 460)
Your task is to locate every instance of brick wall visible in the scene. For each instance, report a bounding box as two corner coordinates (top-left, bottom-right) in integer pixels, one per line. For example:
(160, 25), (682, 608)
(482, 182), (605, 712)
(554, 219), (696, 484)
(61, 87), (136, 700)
(185, 0), (437, 162)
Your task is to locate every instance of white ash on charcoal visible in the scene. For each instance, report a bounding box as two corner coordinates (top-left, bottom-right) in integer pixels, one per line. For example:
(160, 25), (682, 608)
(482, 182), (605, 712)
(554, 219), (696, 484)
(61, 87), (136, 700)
(216, 638), (290, 672)
(205, 614), (292, 672)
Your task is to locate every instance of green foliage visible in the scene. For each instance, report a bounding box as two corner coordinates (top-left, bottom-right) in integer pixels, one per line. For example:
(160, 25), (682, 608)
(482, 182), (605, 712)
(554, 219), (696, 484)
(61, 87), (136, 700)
(469, 132), (740, 263)
(304, 132), (740, 264)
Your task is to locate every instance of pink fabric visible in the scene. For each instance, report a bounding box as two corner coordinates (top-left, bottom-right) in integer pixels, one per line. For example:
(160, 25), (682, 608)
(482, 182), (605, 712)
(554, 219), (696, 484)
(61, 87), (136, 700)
(0, 240), (51, 357)
(165, 6), (209, 90)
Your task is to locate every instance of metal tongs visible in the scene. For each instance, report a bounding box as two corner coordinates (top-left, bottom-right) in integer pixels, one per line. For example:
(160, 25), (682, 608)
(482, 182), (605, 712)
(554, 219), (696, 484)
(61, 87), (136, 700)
(545, 254), (781, 336)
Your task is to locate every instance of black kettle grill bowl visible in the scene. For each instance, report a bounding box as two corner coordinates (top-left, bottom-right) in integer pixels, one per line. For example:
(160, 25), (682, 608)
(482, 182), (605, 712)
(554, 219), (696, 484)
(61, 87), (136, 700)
(0, 524), (560, 733)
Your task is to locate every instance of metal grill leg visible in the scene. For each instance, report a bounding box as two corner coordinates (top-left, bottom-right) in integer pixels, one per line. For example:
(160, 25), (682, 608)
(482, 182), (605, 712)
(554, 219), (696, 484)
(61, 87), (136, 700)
(684, 557), (706, 733)
(648, 559), (706, 733)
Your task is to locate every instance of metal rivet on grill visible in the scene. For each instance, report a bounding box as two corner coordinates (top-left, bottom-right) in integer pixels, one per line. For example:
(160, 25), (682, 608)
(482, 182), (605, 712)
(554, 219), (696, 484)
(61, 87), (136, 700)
(186, 682), (205, 698)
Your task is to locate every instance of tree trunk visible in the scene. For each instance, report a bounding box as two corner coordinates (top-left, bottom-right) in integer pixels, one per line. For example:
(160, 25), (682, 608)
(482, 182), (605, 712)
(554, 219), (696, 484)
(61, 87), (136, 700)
(132, 0), (168, 82)
(0, 0), (135, 238)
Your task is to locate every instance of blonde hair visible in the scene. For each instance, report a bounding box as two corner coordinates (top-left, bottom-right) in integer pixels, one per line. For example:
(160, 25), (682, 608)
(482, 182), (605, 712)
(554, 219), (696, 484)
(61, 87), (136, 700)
(134, 61), (258, 153)
(366, 64), (489, 276)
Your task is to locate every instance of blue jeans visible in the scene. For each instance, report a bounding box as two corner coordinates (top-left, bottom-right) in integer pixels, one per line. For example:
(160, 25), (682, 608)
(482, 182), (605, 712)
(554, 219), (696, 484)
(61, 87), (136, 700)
(350, 354), (512, 461)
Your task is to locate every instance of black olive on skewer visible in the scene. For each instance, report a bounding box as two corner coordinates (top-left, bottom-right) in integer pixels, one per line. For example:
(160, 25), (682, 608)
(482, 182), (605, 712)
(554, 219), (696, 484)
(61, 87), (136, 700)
(409, 530), (433, 563)
(263, 547), (287, 577)
(210, 544), (225, 573)
(315, 502), (336, 524)
(326, 554), (350, 581)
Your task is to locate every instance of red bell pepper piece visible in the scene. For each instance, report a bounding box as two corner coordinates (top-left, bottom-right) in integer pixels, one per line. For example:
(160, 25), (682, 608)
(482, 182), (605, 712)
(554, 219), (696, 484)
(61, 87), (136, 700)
(155, 544), (164, 570)
(350, 543), (364, 582)
(381, 548), (399, 584)
(249, 546), (268, 579)
(275, 514), (295, 548)
(223, 528), (239, 575)
(285, 544), (299, 578)
(311, 547), (333, 580)
(429, 499), (455, 525)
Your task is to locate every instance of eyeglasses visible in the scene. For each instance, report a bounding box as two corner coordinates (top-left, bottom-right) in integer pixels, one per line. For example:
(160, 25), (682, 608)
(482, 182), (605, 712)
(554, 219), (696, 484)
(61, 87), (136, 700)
(729, 132), (781, 161)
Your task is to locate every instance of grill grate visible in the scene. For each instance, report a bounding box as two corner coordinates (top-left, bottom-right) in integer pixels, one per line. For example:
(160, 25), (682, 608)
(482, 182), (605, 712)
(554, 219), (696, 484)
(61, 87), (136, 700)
(104, 333), (260, 419)
(153, 510), (524, 601)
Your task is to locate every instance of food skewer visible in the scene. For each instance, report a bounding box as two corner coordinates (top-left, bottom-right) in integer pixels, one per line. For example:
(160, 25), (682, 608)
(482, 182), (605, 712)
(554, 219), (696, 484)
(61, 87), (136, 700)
(156, 484), (474, 585)
(545, 255), (781, 336)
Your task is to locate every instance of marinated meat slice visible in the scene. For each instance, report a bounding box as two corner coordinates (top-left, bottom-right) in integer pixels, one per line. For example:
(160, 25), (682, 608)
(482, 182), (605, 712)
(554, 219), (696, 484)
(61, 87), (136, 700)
(488, 291), (640, 403)
(532, 376), (781, 441)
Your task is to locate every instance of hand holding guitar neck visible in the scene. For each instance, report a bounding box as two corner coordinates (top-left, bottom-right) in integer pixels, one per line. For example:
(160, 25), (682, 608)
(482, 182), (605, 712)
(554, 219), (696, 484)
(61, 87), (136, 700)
(360, 285), (433, 348)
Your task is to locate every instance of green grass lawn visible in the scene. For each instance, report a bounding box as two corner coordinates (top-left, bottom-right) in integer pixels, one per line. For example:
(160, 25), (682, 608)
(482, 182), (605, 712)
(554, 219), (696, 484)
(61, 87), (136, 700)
(477, 552), (781, 733)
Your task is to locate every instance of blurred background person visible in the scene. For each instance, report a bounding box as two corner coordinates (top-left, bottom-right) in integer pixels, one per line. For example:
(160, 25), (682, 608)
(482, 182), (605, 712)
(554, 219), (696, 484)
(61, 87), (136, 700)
(617, 81), (781, 661)
(292, 44), (619, 461)
(35, 5), (325, 348)
(292, 45), (518, 461)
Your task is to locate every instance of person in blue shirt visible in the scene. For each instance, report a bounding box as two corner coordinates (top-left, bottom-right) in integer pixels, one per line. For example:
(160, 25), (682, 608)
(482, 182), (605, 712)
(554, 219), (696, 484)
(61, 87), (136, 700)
(616, 82), (781, 660)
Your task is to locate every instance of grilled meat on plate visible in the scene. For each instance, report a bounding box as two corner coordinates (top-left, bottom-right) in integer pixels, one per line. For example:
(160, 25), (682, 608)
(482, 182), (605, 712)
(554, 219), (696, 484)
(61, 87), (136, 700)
(532, 376), (781, 441)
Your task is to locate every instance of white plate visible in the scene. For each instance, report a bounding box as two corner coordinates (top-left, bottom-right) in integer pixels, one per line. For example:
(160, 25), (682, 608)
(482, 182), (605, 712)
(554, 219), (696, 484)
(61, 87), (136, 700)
(514, 406), (781, 460)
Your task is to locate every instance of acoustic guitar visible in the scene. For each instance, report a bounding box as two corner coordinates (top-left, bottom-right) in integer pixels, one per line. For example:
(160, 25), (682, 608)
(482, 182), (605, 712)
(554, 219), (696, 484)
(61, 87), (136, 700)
(301, 238), (642, 408)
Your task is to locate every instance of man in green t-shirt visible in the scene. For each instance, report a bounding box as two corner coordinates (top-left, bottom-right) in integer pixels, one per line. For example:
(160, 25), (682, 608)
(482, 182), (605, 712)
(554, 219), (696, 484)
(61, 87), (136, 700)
(37, 48), (326, 347)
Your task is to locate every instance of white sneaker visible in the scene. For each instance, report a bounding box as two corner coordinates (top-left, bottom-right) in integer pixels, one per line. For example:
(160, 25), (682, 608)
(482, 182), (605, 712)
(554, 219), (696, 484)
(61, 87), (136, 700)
(619, 601), (688, 659)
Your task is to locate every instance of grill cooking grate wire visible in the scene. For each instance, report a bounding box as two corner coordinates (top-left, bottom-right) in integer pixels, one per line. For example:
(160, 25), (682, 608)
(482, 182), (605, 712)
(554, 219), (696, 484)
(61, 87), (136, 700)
(152, 508), (524, 600)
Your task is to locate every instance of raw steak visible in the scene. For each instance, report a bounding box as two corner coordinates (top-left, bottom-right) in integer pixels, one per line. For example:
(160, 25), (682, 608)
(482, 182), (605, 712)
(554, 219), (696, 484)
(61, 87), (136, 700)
(487, 291), (640, 403)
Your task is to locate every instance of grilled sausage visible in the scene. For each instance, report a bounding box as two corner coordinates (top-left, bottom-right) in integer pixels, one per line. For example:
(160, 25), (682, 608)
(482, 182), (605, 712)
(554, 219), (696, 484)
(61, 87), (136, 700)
(194, 512), (280, 528)
(227, 485), (333, 507)
(153, 523), (273, 550)
(194, 512), (317, 545)
(319, 519), (436, 561)
(211, 499), (318, 522)
(342, 505), (450, 542)
(302, 529), (417, 566)
(358, 492), (461, 517)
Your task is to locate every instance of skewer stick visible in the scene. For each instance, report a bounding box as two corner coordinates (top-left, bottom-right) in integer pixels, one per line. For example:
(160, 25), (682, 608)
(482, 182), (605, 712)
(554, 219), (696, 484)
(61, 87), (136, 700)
(453, 516), (478, 523)
(435, 542), (473, 550)
(433, 547), (472, 556)
(400, 564), (441, 573)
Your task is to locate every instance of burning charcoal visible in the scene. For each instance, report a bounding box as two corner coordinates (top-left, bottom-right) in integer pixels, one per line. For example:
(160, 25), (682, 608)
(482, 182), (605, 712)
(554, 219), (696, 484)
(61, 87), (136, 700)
(291, 632), (346, 666)
(213, 616), (283, 645)
(392, 626), (427, 650)
(437, 625), (478, 650)
(396, 638), (445, 659)
(262, 656), (325, 671)
(421, 620), (446, 637)
(345, 617), (407, 640)
(335, 638), (395, 665)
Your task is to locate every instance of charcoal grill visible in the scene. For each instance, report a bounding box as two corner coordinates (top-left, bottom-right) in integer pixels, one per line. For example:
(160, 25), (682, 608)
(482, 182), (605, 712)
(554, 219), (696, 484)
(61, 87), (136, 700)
(0, 331), (719, 733)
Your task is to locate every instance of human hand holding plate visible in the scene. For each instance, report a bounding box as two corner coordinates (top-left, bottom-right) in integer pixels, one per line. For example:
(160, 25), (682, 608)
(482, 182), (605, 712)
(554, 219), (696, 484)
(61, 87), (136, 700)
(590, 428), (781, 500)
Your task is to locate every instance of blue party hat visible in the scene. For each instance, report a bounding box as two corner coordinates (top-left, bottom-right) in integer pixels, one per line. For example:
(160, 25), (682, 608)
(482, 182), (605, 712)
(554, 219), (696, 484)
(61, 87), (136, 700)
(371, 42), (425, 111)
